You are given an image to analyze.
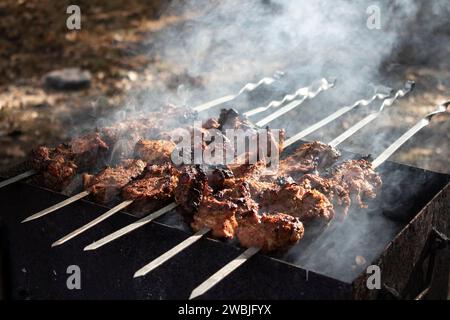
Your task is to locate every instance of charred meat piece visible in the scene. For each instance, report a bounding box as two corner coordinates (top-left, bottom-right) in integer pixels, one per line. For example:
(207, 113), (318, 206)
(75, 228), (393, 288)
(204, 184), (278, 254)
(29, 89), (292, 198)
(82, 159), (146, 204)
(69, 132), (109, 169)
(191, 195), (238, 239)
(122, 164), (179, 214)
(134, 139), (176, 165)
(174, 165), (210, 217)
(330, 159), (382, 208)
(237, 213), (304, 252)
(215, 180), (260, 217)
(207, 166), (235, 192)
(99, 105), (197, 159)
(30, 133), (109, 191)
(260, 183), (334, 224)
(31, 145), (77, 191)
(280, 141), (340, 178)
(297, 174), (351, 220)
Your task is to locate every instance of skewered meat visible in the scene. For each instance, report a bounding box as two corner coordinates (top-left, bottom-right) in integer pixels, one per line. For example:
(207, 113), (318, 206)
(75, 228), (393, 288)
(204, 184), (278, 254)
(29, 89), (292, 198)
(31, 132), (110, 191)
(191, 195), (238, 239)
(174, 165), (210, 217)
(237, 213), (304, 252)
(260, 183), (335, 224)
(134, 139), (176, 165)
(31, 145), (78, 191)
(122, 164), (179, 214)
(297, 174), (350, 220)
(330, 159), (382, 208)
(82, 159), (146, 204)
(69, 133), (109, 169)
(280, 141), (340, 178)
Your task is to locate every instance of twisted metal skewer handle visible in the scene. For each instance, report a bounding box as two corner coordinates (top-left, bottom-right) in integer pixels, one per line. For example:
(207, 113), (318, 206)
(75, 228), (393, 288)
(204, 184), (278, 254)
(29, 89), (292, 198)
(244, 77), (334, 117)
(284, 88), (392, 148)
(193, 72), (284, 112)
(255, 78), (335, 127)
(372, 100), (450, 169)
(328, 81), (415, 148)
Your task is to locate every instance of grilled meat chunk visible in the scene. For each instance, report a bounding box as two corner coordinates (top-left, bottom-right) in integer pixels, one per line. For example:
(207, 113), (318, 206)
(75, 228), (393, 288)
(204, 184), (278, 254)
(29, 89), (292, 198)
(31, 133), (109, 191)
(31, 145), (78, 191)
(297, 174), (351, 220)
(82, 159), (146, 204)
(330, 159), (382, 208)
(237, 213), (304, 252)
(174, 165), (210, 217)
(122, 164), (179, 214)
(260, 183), (334, 223)
(134, 139), (176, 165)
(191, 195), (238, 239)
(69, 132), (109, 169)
(280, 141), (340, 178)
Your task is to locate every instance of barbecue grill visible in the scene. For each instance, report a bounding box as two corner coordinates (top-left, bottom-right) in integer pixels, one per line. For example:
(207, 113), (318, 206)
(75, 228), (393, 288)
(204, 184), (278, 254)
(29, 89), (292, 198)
(0, 78), (449, 300)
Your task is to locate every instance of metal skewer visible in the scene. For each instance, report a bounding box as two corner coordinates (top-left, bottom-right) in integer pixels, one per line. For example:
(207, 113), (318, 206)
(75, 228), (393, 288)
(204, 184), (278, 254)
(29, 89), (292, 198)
(51, 199), (134, 246)
(84, 202), (178, 251)
(21, 190), (90, 223)
(328, 81), (415, 148)
(372, 100), (450, 169)
(189, 99), (448, 299)
(131, 87), (401, 277)
(255, 78), (335, 127)
(0, 169), (37, 190)
(193, 72), (284, 112)
(243, 78), (334, 117)
(284, 88), (392, 148)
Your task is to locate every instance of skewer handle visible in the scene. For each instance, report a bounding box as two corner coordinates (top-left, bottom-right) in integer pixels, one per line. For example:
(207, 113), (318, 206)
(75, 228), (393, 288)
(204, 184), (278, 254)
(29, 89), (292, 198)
(193, 75), (281, 112)
(256, 78), (334, 127)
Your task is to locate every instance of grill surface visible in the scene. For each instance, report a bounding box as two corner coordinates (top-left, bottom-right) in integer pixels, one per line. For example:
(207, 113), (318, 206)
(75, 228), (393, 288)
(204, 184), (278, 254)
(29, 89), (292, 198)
(0, 141), (449, 299)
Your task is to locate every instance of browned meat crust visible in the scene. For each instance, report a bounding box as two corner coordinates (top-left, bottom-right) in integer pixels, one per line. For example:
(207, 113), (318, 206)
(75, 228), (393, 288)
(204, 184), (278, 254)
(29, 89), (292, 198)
(174, 165), (210, 217)
(191, 195), (238, 239)
(134, 139), (176, 165)
(122, 164), (179, 214)
(280, 141), (340, 178)
(82, 159), (146, 204)
(330, 159), (382, 208)
(31, 132), (109, 191)
(297, 174), (351, 220)
(31, 145), (78, 191)
(237, 213), (304, 252)
(260, 183), (335, 224)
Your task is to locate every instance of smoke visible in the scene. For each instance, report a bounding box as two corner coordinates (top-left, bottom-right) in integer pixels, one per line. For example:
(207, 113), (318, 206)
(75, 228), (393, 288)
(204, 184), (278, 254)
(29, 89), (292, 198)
(96, 0), (448, 282)
(147, 0), (418, 107)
